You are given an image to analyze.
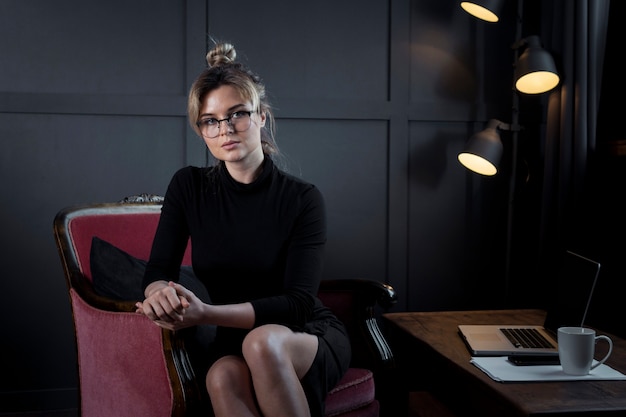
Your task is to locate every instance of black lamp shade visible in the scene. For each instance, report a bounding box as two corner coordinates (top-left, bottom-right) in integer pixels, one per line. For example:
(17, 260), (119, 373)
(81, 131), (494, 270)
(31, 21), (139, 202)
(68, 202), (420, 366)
(515, 36), (560, 94)
(460, 0), (505, 22)
(458, 124), (503, 176)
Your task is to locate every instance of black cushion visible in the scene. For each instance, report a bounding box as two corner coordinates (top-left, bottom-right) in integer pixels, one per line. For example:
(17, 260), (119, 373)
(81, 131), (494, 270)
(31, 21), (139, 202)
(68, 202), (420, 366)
(90, 236), (211, 304)
(89, 236), (216, 380)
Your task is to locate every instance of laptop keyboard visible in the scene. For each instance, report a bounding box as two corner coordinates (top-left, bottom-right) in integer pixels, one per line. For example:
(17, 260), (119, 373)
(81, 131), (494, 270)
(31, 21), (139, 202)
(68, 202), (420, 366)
(501, 328), (555, 349)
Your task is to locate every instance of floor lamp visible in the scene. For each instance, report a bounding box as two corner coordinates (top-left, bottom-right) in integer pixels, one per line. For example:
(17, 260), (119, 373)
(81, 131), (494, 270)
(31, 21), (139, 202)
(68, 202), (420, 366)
(458, 0), (559, 303)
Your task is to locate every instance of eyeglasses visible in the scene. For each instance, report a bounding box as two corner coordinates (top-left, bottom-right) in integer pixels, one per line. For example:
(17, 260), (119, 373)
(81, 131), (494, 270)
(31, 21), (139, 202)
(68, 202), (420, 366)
(196, 110), (254, 138)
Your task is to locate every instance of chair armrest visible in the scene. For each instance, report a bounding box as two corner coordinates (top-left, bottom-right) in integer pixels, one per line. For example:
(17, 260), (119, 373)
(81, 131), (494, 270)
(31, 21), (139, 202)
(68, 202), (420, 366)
(163, 327), (204, 417)
(69, 269), (138, 312)
(68, 286), (203, 417)
(319, 279), (397, 309)
(318, 279), (397, 370)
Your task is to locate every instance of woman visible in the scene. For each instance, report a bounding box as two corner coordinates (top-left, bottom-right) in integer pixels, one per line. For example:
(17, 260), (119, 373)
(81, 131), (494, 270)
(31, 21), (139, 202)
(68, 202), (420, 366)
(135, 42), (351, 417)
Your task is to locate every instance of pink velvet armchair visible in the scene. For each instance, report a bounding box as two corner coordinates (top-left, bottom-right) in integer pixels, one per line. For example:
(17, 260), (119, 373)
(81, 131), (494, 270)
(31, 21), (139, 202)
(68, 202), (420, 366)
(53, 195), (397, 417)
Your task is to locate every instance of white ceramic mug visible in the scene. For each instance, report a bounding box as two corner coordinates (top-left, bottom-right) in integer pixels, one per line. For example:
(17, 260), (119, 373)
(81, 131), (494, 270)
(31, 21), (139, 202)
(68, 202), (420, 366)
(557, 326), (613, 375)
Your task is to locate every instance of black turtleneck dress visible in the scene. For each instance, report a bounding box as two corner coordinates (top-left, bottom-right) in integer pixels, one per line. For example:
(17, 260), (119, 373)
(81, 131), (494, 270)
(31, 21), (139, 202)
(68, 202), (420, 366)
(143, 157), (350, 416)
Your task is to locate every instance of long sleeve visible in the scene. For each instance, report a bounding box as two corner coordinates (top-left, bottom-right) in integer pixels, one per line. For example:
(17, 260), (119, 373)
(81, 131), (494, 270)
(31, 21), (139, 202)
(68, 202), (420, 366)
(142, 167), (194, 291)
(142, 160), (328, 330)
(250, 184), (326, 328)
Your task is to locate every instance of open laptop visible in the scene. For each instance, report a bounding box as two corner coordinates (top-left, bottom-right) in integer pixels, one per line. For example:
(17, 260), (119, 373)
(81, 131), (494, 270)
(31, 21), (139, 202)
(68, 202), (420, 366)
(458, 250), (601, 357)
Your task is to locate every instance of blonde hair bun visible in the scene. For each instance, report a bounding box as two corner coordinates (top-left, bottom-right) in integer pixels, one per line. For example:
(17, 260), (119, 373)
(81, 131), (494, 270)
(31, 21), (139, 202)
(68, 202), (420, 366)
(206, 43), (236, 67)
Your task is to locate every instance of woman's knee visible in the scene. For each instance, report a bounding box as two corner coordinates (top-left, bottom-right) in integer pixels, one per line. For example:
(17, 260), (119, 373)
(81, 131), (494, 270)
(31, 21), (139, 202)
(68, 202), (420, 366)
(242, 325), (318, 378)
(242, 324), (287, 366)
(206, 356), (249, 394)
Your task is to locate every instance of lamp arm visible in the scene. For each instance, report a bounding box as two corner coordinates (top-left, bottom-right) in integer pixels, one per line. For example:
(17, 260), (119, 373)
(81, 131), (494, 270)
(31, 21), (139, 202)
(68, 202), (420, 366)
(511, 37), (527, 51)
(486, 119), (522, 133)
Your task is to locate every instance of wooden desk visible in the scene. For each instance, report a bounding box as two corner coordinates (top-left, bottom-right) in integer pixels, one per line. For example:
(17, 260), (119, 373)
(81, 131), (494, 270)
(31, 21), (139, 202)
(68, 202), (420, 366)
(383, 310), (626, 417)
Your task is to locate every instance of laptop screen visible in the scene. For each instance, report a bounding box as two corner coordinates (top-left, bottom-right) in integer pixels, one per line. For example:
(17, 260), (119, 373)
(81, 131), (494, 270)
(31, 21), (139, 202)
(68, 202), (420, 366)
(543, 251), (601, 333)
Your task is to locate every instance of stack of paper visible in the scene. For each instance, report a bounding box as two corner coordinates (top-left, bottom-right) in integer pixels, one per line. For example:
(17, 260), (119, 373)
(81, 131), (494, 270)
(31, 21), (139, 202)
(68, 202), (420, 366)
(471, 356), (626, 383)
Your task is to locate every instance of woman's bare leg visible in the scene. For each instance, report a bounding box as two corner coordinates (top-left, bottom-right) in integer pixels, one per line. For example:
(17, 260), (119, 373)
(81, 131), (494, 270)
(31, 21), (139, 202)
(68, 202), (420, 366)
(242, 324), (319, 417)
(206, 355), (262, 417)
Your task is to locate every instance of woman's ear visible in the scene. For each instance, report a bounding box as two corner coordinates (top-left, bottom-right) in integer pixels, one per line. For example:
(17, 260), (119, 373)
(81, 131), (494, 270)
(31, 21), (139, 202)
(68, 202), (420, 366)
(258, 111), (267, 127)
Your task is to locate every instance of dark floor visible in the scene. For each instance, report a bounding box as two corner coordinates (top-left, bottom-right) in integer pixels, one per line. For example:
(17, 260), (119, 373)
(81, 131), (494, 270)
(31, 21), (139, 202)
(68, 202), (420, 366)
(0, 393), (448, 417)
(0, 410), (78, 417)
(408, 391), (456, 417)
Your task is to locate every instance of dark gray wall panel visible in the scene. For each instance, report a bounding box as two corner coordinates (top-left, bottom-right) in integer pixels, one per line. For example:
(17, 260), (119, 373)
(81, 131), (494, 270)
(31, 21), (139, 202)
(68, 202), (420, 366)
(0, 0), (185, 95)
(277, 119), (388, 281)
(1, 113), (188, 203)
(410, 3), (476, 103)
(207, 0), (389, 102)
(406, 120), (509, 312)
(408, 0), (514, 118)
(408, 122), (473, 311)
(0, 113), (188, 391)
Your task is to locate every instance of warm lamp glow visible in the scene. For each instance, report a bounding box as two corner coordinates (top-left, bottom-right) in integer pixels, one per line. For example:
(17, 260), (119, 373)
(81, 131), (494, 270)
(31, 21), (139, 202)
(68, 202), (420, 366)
(514, 36), (560, 94)
(515, 71), (560, 94)
(458, 119), (506, 176)
(460, 1), (499, 22)
(458, 153), (498, 176)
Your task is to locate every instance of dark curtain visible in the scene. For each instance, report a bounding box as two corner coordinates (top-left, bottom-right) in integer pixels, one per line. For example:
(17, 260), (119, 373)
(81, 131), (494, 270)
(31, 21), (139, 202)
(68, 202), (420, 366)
(532, 1), (612, 321)
(540, 0), (610, 254)
(508, 0), (610, 309)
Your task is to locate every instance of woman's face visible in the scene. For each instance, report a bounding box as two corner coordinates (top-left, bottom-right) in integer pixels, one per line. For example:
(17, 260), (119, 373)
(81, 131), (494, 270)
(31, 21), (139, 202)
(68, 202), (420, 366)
(198, 84), (266, 167)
